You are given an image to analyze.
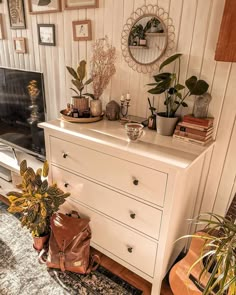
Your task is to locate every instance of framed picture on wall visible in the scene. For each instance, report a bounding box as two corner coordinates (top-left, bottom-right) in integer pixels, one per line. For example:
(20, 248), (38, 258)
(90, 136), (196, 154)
(0, 14), (4, 39)
(28, 0), (61, 14)
(64, 0), (99, 10)
(72, 20), (92, 41)
(37, 24), (56, 46)
(13, 37), (26, 53)
(7, 0), (26, 29)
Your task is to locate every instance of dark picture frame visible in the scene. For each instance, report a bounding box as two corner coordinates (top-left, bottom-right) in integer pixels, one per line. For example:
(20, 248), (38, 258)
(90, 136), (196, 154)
(72, 20), (92, 41)
(37, 24), (56, 46)
(64, 0), (99, 10)
(28, 0), (61, 14)
(7, 0), (26, 29)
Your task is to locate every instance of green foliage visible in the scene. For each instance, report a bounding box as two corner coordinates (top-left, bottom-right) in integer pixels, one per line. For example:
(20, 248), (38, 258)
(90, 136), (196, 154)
(7, 160), (70, 237)
(66, 60), (94, 98)
(147, 53), (209, 117)
(181, 213), (236, 295)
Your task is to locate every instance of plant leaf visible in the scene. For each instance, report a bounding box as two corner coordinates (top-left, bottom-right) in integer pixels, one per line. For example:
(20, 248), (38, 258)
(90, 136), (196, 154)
(20, 160), (27, 176)
(159, 53), (182, 71)
(175, 83), (185, 91)
(186, 76), (209, 95)
(77, 60), (86, 81)
(66, 66), (78, 80)
(153, 72), (172, 82)
(42, 161), (49, 177)
(84, 78), (93, 86)
(148, 86), (166, 95)
(181, 102), (188, 107)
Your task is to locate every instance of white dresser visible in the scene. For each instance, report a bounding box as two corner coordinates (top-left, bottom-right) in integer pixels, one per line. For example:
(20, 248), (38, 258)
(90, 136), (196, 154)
(39, 119), (213, 294)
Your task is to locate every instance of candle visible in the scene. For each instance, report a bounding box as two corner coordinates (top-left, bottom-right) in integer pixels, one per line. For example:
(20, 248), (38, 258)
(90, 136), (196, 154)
(120, 94), (125, 102)
(126, 93), (131, 101)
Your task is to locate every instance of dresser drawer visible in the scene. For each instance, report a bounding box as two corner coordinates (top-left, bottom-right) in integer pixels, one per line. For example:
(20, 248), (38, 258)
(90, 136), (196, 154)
(50, 136), (167, 206)
(52, 165), (162, 240)
(60, 199), (157, 277)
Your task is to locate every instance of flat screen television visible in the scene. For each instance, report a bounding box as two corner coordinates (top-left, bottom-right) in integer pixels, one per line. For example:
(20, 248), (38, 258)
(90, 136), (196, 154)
(0, 67), (46, 158)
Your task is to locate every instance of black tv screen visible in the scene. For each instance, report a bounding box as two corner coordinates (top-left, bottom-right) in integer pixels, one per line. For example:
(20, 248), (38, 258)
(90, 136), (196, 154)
(0, 67), (46, 157)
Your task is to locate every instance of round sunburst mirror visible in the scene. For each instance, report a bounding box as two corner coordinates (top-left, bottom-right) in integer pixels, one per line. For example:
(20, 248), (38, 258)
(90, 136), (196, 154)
(121, 5), (175, 73)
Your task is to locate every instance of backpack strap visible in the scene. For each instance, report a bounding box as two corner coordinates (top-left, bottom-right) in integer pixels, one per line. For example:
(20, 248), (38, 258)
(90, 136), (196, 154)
(86, 254), (100, 274)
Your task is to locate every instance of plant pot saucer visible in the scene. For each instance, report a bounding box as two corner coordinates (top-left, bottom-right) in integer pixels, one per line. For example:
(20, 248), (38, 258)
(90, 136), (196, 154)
(60, 110), (104, 123)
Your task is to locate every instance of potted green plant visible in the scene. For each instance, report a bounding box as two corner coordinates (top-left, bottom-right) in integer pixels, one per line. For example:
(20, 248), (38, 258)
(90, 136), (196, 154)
(130, 24), (147, 46)
(147, 53), (209, 135)
(66, 60), (93, 112)
(170, 211), (236, 295)
(7, 160), (70, 251)
(146, 17), (163, 33)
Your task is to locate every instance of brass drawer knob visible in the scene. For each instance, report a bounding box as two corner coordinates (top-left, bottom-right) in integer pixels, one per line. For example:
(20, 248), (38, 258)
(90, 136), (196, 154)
(64, 183), (69, 188)
(62, 152), (68, 159)
(127, 247), (133, 253)
(130, 213), (136, 219)
(133, 179), (139, 186)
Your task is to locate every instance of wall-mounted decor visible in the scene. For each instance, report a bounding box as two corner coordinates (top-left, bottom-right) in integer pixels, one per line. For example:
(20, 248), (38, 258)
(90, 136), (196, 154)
(0, 14), (4, 39)
(28, 0), (61, 14)
(7, 0), (26, 29)
(13, 37), (26, 53)
(37, 24), (56, 46)
(64, 0), (98, 10)
(72, 20), (91, 41)
(121, 4), (175, 73)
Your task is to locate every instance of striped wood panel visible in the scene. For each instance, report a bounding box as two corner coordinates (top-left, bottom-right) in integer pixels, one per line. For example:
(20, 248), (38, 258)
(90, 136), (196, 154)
(0, 0), (235, 221)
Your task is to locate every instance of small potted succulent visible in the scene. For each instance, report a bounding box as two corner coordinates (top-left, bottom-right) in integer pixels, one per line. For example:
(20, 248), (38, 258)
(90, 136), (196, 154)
(130, 24), (147, 46)
(66, 60), (93, 112)
(147, 53), (209, 135)
(7, 160), (70, 251)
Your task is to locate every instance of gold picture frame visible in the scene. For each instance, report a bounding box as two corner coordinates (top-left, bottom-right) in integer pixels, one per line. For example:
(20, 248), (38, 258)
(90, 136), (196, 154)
(64, 0), (98, 10)
(72, 20), (92, 41)
(13, 37), (26, 53)
(28, 0), (61, 14)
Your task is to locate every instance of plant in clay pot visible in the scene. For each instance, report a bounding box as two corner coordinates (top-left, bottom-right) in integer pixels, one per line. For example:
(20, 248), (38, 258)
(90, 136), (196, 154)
(66, 60), (93, 112)
(146, 17), (163, 33)
(90, 36), (116, 116)
(7, 160), (70, 252)
(147, 53), (209, 135)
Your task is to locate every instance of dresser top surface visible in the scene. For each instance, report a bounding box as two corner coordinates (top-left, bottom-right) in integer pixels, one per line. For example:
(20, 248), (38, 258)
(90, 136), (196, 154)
(39, 119), (214, 170)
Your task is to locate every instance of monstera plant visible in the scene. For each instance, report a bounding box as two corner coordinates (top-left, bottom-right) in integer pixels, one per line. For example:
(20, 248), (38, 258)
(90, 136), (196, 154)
(7, 160), (70, 251)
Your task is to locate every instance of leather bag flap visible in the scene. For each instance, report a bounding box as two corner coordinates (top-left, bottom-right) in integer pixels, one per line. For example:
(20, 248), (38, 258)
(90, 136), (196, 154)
(50, 212), (90, 250)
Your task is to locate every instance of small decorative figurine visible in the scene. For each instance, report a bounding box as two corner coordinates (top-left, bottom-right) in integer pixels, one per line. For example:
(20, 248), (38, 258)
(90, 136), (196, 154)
(106, 100), (120, 120)
(120, 93), (131, 118)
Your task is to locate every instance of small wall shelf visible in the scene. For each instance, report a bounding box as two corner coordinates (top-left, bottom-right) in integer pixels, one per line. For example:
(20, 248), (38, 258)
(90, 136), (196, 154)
(129, 45), (149, 49)
(145, 32), (166, 36)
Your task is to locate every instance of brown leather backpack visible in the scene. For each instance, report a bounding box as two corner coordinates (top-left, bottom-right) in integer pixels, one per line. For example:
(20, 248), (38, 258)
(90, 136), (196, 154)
(45, 211), (100, 274)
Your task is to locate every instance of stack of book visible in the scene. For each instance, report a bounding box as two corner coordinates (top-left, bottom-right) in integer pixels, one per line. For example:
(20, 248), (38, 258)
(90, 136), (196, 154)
(173, 115), (214, 145)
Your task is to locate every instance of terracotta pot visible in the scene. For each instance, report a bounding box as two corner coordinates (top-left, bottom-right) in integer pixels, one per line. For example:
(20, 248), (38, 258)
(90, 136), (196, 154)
(73, 96), (89, 112)
(156, 112), (179, 136)
(33, 234), (49, 252)
(90, 99), (102, 117)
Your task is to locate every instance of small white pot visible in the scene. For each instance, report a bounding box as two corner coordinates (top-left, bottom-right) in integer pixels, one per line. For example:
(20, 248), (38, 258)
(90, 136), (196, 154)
(156, 112), (179, 136)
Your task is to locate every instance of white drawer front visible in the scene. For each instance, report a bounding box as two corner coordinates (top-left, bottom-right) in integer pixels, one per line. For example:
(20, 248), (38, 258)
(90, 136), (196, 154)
(60, 199), (157, 277)
(52, 165), (162, 240)
(50, 136), (167, 206)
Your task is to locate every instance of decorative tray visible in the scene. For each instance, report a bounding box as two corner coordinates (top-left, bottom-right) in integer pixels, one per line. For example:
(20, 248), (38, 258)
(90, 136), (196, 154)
(60, 110), (104, 123)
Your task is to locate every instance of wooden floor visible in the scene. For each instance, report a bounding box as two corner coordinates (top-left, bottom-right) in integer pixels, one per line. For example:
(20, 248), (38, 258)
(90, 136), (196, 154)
(91, 248), (173, 295)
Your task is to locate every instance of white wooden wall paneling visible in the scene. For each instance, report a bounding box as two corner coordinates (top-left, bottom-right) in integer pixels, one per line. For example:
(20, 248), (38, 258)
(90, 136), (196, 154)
(201, 63), (235, 213)
(214, 115), (236, 216)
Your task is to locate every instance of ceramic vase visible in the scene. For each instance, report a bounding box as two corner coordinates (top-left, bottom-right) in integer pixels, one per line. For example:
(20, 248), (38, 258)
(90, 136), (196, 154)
(156, 112), (179, 136)
(90, 99), (102, 117)
(33, 234), (49, 252)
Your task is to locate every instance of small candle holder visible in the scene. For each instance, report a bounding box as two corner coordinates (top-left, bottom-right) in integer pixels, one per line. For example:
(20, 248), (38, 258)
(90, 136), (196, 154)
(120, 93), (131, 118)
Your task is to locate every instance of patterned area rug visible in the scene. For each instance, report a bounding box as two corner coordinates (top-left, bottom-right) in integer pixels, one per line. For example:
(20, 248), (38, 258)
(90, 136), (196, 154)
(0, 202), (143, 295)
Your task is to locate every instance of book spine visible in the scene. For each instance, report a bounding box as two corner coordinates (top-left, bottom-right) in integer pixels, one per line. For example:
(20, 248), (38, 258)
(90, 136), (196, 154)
(176, 125), (213, 136)
(183, 118), (213, 127)
(174, 130), (212, 141)
(178, 122), (212, 131)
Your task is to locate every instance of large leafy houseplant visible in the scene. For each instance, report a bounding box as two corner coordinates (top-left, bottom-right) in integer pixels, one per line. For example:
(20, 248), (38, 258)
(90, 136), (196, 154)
(147, 53), (209, 118)
(7, 160), (70, 249)
(66, 60), (93, 99)
(180, 212), (236, 295)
